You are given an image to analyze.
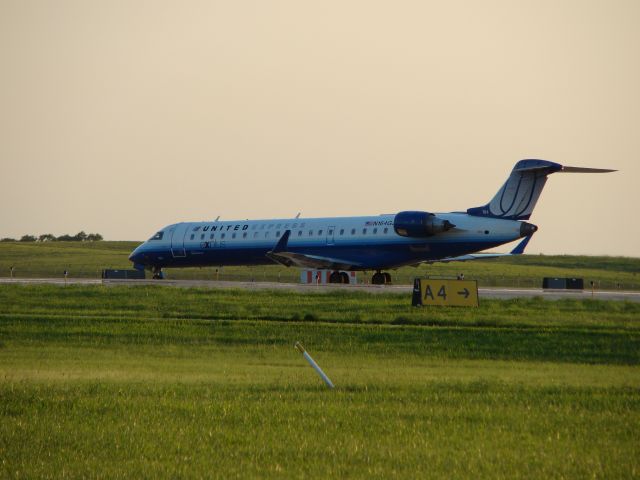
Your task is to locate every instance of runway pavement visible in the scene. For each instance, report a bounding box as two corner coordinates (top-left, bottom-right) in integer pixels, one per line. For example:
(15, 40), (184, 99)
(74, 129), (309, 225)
(1, 277), (639, 302)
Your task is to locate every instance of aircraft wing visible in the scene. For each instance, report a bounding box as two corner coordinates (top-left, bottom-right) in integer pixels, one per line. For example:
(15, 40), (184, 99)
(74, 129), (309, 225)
(266, 230), (362, 270)
(266, 251), (362, 270)
(423, 235), (533, 264)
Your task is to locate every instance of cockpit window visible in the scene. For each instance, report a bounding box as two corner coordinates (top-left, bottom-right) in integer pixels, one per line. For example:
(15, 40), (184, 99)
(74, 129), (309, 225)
(149, 231), (164, 241)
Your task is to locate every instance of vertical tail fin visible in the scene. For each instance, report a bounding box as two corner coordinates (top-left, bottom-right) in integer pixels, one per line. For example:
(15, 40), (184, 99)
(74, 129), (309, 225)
(467, 159), (615, 220)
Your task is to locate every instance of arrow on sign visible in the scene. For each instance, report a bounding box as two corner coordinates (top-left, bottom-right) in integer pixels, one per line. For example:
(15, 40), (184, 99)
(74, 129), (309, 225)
(457, 288), (470, 298)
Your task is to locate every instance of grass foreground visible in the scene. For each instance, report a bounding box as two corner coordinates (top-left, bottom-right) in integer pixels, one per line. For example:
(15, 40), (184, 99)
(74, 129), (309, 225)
(1, 284), (639, 478)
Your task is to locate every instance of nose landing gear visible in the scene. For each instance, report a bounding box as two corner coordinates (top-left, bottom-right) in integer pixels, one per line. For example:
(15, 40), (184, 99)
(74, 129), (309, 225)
(151, 267), (164, 280)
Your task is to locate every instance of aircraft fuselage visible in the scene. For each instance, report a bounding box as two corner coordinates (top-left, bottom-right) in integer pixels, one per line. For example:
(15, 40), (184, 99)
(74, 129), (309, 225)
(129, 213), (529, 271)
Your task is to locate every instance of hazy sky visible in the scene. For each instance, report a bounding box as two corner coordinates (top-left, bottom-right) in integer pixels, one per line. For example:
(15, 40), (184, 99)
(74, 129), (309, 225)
(1, 0), (638, 256)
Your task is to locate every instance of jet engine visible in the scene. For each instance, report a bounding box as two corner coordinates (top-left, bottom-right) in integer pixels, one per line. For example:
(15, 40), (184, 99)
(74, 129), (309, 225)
(393, 211), (455, 237)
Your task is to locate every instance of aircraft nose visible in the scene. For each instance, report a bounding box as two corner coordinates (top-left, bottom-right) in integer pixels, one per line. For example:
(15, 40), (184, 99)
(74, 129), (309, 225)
(128, 246), (145, 264)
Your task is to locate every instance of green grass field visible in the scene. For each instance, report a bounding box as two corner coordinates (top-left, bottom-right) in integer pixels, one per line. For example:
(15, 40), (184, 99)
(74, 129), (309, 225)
(1, 284), (639, 478)
(1, 241), (639, 289)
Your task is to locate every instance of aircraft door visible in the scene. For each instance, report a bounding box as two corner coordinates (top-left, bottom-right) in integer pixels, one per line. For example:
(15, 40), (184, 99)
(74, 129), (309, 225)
(326, 226), (336, 245)
(170, 223), (188, 257)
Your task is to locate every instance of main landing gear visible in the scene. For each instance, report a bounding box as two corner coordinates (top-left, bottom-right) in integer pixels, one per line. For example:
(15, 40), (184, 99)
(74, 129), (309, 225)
(151, 267), (164, 280)
(328, 271), (351, 284)
(371, 271), (392, 285)
(327, 270), (392, 285)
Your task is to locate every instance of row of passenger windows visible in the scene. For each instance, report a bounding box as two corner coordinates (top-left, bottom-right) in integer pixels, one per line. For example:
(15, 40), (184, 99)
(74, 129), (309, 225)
(189, 227), (391, 241)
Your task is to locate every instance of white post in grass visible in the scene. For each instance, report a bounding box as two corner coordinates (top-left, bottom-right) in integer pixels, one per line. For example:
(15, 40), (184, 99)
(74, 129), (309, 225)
(295, 342), (334, 389)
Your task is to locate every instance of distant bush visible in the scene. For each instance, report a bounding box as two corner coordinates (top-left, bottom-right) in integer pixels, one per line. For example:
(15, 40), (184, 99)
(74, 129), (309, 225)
(52, 231), (103, 242)
(57, 231), (103, 242)
(1, 232), (104, 242)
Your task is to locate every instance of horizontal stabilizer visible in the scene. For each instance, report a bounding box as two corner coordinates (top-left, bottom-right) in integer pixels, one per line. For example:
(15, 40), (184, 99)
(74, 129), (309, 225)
(560, 166), (617, 173)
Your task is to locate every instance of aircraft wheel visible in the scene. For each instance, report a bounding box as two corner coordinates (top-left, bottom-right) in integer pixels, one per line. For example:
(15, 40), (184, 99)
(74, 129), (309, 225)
(152, 268), (164, 280)
(383, 272), (392, 284)
(340, 272), (350, 284)
(329, 271), (342, 283)
(371, 272), (386, 285)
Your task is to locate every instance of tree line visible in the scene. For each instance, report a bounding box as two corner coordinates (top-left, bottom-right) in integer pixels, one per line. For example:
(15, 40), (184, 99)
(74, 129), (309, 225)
(0, 231), (104, 242)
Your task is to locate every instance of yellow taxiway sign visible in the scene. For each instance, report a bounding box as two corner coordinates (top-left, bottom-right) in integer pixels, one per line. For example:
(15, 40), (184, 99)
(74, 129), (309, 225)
(412, 278), (479, 307)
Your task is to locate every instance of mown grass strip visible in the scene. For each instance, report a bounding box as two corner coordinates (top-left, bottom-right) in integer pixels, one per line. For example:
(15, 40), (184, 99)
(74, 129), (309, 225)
(1, 285), (639, 364)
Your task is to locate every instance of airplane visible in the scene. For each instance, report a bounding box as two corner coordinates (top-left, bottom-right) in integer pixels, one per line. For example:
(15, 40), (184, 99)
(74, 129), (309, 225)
(128, 159), (614, 284)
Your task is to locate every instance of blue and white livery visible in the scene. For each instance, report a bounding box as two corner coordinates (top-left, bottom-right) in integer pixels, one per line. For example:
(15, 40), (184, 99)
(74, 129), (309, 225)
(129, 160), (614, 284)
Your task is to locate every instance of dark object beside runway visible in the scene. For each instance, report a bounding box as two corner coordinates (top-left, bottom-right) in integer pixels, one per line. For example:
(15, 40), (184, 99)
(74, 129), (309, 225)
(102, 269), (145, 280)
(542, 277), (584, 290)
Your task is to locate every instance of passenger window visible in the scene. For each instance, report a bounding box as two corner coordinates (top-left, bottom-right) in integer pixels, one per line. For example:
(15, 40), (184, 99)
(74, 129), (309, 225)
(328, 229), (333, 235)
(253, 232), (258, 238)
(373, 228), (378, 234)
(309, 230), (313, 236)
(210, 233), (214, 240)
(318, 230), (323, 235)
(265, 232), (270, 238)
(339, 229), (344, 235)
(201, 233), (205, 240)
(221, 233), (226, 239)
(362, 228), (367, 235)
(190, 234), (195, 240)
(351, 228), (356, 235)
(232, 233), (236, 239)
(243, 232), (247, 239)
(298, 230), (302, 236)
(384, 227), (389, 234)
(276, 231), (280, 237)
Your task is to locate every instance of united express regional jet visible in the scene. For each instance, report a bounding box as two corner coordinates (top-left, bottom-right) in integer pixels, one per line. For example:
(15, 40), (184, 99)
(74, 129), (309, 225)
(129, 160), (614, 284)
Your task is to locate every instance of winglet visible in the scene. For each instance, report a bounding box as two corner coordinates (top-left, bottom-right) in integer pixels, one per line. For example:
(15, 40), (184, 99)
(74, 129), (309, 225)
(510, 235), (533, 255)
(272, 230), (291, 253)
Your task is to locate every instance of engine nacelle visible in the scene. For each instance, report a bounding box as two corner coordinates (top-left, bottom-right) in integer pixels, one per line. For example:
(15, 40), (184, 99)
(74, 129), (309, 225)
(393, 211), (455, 237)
